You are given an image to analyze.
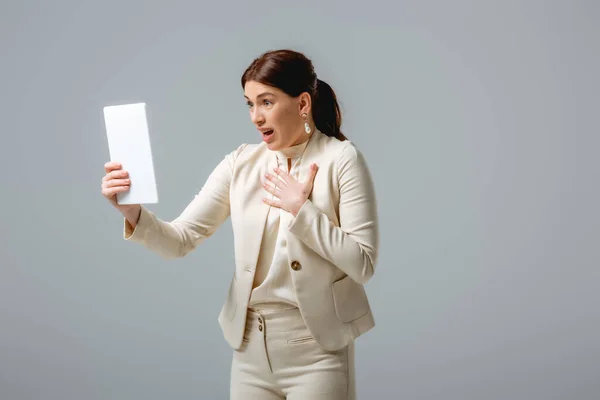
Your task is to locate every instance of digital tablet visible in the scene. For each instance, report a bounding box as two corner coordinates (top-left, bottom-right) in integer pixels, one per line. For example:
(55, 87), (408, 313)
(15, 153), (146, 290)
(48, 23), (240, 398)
(103, 102), (158, 205)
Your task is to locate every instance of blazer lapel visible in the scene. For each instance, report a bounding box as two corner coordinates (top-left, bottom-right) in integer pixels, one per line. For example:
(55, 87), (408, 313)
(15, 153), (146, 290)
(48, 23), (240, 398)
(241, 130), (323, 273)
(295, 129), (322, 186)
(244, 149), (279, 273)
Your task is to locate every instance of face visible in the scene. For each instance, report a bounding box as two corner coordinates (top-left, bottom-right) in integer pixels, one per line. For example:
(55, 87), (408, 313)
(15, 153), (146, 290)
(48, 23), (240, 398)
(244, 80), (311, 150)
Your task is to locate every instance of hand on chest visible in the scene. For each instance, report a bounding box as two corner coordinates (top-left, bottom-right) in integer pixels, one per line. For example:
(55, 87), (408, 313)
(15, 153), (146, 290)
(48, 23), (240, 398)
(230, 152), (338, 223)
(271, 154), (334, 207)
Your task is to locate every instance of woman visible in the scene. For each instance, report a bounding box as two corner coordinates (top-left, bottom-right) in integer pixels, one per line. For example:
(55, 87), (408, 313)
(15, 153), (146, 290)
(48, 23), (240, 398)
(101, 49), (379, 399)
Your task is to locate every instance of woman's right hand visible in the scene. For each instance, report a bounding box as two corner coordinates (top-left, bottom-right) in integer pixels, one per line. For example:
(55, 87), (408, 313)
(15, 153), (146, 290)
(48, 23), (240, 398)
(102, 161), (141, 226)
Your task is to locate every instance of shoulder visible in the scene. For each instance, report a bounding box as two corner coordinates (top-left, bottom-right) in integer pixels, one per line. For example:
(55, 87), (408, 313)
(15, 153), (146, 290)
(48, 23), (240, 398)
(315, 133), (355, 159)
(228, 142), (251, 158)
(320, 136), (363, 168)
(220, 142), (269, 173)
(327, 139), (372, 180)
(224, 142), (259, 162)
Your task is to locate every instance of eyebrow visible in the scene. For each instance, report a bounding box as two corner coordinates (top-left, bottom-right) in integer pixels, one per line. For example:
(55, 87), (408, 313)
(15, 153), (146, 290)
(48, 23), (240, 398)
(244, 92), (276, 100)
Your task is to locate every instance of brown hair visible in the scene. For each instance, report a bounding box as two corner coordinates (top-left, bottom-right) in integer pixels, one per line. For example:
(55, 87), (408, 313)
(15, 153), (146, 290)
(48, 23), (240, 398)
(241, 49), (347, 141)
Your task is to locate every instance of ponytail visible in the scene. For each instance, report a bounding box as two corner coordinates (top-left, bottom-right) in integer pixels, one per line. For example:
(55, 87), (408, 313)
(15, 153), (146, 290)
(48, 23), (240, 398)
(312, 79), (347, 141)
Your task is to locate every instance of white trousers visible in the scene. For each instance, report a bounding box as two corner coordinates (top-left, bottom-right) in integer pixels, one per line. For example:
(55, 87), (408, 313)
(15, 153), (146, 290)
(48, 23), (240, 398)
(230, 307), (356, 399)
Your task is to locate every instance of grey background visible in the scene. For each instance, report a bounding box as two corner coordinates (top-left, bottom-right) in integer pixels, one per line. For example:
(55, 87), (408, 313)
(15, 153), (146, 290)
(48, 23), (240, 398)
(1, 0), (598, 399)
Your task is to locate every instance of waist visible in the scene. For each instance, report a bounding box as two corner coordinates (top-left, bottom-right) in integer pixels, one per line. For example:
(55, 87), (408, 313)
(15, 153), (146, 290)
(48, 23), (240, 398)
(246, 307), (306, 332)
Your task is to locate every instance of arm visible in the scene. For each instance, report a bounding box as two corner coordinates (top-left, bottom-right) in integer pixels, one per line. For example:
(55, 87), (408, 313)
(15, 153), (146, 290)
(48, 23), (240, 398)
(123, 143), (247, 259)
(287, 143), (379, 284)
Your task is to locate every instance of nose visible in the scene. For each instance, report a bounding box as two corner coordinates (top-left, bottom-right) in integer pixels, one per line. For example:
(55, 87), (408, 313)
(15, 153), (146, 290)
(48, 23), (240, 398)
(250, 107), (264, 125)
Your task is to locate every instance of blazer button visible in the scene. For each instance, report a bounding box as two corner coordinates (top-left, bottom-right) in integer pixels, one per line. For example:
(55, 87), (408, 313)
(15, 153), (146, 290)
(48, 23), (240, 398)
(290, 261), (301, 271)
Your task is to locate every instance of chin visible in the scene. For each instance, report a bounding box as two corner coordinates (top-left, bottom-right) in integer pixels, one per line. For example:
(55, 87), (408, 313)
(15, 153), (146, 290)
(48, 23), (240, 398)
(266, 141), (281, 150)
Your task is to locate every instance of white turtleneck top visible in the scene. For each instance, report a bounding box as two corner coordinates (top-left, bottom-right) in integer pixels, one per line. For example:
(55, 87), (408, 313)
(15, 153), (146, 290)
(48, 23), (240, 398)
(248, 138), (310, 311)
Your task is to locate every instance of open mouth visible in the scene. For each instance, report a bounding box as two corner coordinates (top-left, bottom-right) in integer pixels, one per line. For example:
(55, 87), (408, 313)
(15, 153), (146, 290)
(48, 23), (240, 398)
(262, 129), (274, 141)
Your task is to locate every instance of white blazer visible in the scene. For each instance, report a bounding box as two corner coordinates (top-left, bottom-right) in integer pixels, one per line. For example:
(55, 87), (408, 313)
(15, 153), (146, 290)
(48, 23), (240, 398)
(124, 129), (379, 351)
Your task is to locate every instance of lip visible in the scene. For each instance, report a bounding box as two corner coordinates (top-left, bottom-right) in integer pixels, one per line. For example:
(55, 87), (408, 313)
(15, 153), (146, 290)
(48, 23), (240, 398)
(263, 133), (274, 143)
(260, 128), (275, 142)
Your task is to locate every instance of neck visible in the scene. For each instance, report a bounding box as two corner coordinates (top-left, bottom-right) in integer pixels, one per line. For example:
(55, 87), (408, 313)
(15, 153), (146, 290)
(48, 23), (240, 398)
(291, 122), (317, 146)
(274, 130), (314, 159)
(290, 133), (311, 147)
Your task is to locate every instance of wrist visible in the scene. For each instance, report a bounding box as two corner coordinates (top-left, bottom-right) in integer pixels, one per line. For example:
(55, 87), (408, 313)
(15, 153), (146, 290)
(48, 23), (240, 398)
(122, 205), (141, 225)
(292, 199), (308, 217)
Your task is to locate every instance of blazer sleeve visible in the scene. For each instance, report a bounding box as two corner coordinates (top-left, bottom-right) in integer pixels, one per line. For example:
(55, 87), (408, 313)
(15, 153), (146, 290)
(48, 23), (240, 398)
(122, 143), (247, 259)
(287, 142), (379, 284)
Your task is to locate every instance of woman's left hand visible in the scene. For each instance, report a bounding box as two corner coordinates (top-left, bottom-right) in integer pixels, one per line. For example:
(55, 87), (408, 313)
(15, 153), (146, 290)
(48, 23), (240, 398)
(262, 164), (319, 216)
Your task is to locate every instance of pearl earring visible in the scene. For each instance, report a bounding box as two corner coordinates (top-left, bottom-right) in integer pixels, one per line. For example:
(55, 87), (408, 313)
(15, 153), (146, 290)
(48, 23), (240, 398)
(302, 113), (311, 134)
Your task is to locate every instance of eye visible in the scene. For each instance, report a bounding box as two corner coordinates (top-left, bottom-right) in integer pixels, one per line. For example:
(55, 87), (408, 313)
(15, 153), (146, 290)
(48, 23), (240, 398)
(246, 101), (253, 108)
(263, 99), (273, 106)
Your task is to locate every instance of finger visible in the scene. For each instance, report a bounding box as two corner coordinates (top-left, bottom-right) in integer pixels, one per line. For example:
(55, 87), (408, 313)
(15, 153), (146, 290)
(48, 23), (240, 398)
(273, 168), (292, 184)
(104, 161), (122, 174)
(102, 186), (129, 197)
(302, 164), (318, 195)
(303, 163), (318, 187)
(262, 181), (281, 196)
(103, 178), (130, 188)
(264, 173), (287, 186)
(262, 197), (281, 208)
(105, 169), (129, 181)
(309, 163), (318, 182)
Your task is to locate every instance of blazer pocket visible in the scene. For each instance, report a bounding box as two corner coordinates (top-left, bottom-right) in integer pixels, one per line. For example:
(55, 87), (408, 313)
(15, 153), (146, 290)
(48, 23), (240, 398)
(332, 275), (370, 323)
(287, 335), (316, 345)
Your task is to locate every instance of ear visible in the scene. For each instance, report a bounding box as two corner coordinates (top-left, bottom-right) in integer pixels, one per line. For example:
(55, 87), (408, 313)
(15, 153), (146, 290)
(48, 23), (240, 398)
(298, 92), (312, 115)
